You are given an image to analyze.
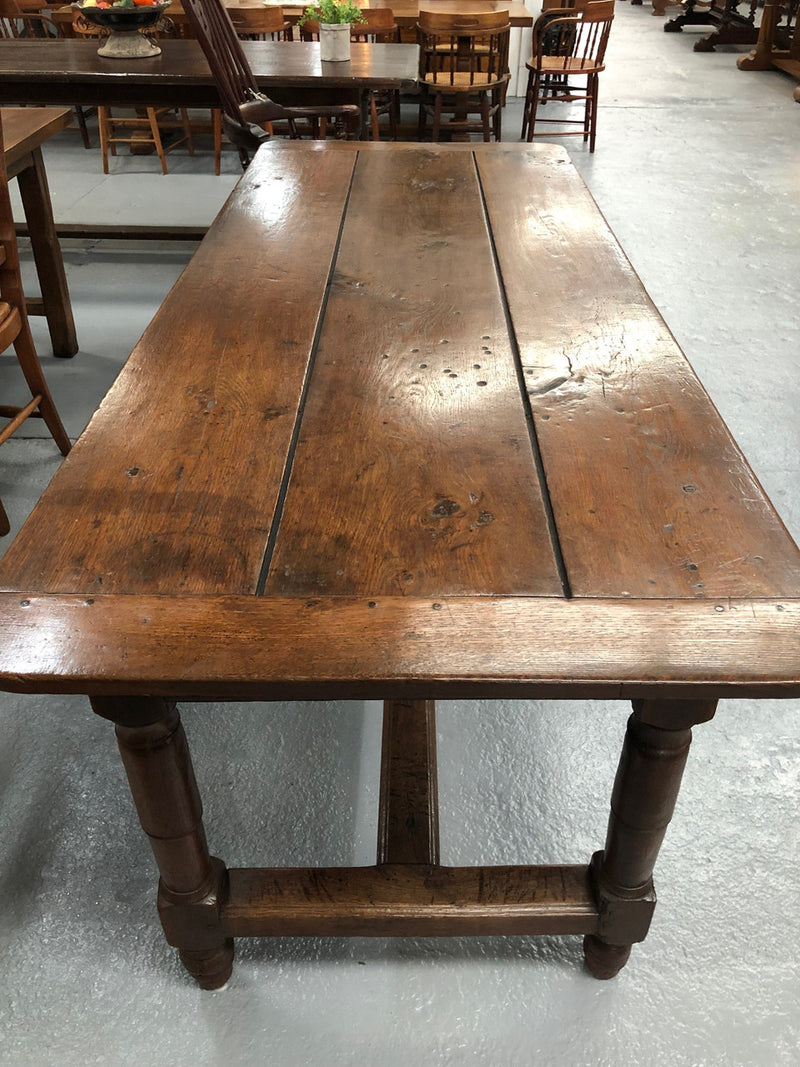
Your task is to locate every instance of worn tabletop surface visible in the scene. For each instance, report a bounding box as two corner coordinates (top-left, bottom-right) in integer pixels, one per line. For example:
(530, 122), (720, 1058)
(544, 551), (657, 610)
(0, 142), (798, 698)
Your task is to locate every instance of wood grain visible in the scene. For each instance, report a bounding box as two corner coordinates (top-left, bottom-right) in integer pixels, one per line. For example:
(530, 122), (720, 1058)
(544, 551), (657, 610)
(266, 147), (563, 597)
(222, 864), (598, 936)
(0, 146), (357, 594)
(0, 593), (797, 699)
(475, 146), (800, 601)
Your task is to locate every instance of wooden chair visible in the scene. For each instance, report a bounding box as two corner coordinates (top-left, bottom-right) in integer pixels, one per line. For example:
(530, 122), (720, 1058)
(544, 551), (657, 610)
(0, 114), (70, 535)
(181, 0), (360, 166)
(70, 11), (196, 174)
(229, 5), (292, 40)
(416, 10), (510, 143)
(350, 8), (400, 140)
(521, 0), (615, 153)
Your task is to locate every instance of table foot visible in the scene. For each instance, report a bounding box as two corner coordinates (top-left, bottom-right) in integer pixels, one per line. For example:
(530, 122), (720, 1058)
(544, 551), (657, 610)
(179, 942), (235, 990)
(586, 698), (717, 976)
(582, 934), (631, 979)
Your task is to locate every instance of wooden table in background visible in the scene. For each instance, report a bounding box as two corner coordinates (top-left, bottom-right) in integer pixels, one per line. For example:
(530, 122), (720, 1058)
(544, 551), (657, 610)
(0, 39), (419, 120)
(2, 106), (78, 358)
(737, 0), (800, 101)
(0, 142), (798, 989)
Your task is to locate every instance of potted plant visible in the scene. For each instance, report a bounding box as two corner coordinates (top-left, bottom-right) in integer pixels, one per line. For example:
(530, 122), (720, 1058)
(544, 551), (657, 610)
(299, 0), (365, 62)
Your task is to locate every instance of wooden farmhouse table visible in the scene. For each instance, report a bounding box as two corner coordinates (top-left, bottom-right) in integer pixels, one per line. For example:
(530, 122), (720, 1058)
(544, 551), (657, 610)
(0, 39), (420, 135)
(2, 106), (78, 357)
(0, 142), (798, 989)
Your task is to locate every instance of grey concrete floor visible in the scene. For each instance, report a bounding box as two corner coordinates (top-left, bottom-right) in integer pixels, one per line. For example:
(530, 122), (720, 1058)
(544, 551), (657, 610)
(1, 5), (799, 1065)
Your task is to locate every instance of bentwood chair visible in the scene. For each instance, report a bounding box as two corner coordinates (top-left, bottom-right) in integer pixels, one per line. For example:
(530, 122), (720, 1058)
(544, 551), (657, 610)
(416, 10), (510, 143)
(182, 0), (360, 166)
(0, 116), (70, 536)
(521, 0), (615, 153)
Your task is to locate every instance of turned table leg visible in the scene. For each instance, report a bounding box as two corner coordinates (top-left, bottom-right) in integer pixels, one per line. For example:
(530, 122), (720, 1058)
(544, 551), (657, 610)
(584, 698), (717, 979)
(91, 696), (234, 990)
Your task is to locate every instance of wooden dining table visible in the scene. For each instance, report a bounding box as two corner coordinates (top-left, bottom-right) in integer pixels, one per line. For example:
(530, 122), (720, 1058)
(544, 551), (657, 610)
(0, 38), (420, 135)
(2, 106), (78, 357)
(0, 141), (798, 990)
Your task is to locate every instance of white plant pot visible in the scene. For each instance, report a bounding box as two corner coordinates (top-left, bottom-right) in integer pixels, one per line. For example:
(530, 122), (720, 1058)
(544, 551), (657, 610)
(319, 22), (351, 62)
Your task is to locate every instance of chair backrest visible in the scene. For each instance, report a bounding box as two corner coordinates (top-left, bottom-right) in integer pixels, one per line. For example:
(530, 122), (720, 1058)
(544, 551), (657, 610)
(417, 10), (510, 89)
(1, 0), (59, 39)
(535, 0), (614, 69)
(230, 5), (289, 39)
(298, 15), (319, 40)
(350, 7), (397, 41)
(182, 0), (288, 126)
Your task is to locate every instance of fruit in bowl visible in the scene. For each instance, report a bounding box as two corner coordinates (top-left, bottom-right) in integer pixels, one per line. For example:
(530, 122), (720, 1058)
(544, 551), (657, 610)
(72, 0), (172, 56)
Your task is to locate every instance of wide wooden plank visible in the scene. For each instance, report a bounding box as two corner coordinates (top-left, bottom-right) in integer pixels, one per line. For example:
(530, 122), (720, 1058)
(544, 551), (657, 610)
(222, 864), (597, 937)
(266, 147), (563, 597)
(0, 146), (357, 595)
(475, 146), (800, 601)
(0, 593), (797, 698)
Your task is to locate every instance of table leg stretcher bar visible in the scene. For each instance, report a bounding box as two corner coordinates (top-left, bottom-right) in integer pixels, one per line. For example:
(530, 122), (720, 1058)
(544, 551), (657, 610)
(90, 693), (714, 988)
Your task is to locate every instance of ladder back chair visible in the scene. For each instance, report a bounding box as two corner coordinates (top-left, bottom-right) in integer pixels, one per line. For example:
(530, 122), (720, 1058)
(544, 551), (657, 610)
(0, 115), (70, 536)
(416, 10), (511, 143)
(182, 0), (360, 166)
(521, 0), (615, 153)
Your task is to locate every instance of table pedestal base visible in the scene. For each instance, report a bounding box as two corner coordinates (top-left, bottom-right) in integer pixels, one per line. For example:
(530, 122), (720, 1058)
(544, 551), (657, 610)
(91, 693), (717, 988)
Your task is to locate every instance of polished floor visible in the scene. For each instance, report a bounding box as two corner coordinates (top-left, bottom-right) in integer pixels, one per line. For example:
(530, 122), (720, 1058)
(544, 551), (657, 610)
(1, 5), (799, 1065)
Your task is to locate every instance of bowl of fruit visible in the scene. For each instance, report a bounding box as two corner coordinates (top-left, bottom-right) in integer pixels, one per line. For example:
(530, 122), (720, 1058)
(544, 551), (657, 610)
(72, 0), (172, 58)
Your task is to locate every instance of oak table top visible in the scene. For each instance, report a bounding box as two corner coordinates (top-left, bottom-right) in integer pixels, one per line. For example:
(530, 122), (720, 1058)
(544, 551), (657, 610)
(0, 141), (797, 699)
(0, 142), (798, 988)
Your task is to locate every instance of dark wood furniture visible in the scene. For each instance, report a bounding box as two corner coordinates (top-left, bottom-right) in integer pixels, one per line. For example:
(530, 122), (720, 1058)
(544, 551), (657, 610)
(0, 38), (419, 139)
(0, 111), (70, 534)
(417, 9), (510, 141)
(663, 0), (759, 52)
(1, 106), (78, 357)
(0, 141), (798, 989)
(737, 0), (800, 100)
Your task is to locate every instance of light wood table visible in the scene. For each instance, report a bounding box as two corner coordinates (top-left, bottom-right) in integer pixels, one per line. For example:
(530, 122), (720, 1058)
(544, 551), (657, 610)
(2, 106), (78, 358)
(0, 142), (798, 989)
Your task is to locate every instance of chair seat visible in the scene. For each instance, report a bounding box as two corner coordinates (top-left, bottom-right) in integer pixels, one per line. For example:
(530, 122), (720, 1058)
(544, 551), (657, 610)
(528, 56), (606, 75)
(423, 71), (505, 91)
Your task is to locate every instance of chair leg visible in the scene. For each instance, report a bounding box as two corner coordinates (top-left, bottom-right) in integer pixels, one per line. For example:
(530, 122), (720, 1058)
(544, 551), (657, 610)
(589, 75), (600, 153)
(212, 109), (222, 175)
(98, 107), (111, 174)
(0, 497), (9, 537)
(418, 92), (427, 142)
(521, 69), (534, 140)
(431, 93), (443, 143)
(12, 318), (71, 456)
(584, 74), (593, 143)
(180, 109), (195, 156)
(146, 109), (169, 175)
(480, 92), (490, 142)
(525, 72), (542, 143)
(74, 106), (91, 149)
(370, 92), (380, 141)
